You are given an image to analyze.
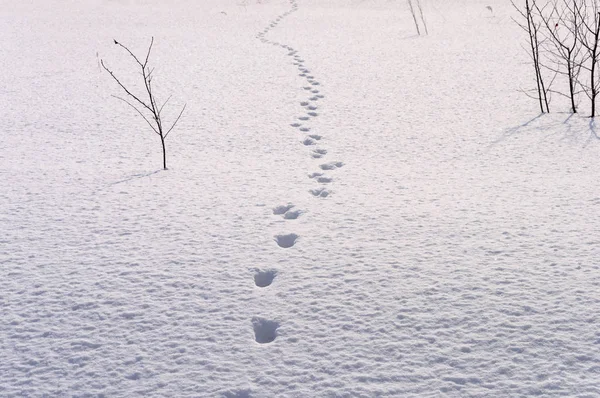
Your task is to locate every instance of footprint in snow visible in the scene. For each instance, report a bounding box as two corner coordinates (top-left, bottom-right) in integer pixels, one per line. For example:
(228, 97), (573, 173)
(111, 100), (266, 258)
(283, 209), (303, 220)
(223, 390), (252, 398)
(303, 138), (316, 146)
(308, 134), (322, 140)
(290, 123), (301, 127)
(317, 177), (333, 184)
(299, 116), (310, 121)
(303, 87), (312, 90)
(311, 90), (319, 94)
(309, 96), (319, 101)
(252, 317), (279, 344)
(308, 172), (323, 178)
(307, 105), (317, 110)
(273, 204), (294, 215)
(311, 149), (327, 159)
(274, 233), (298, 248)
(254, 269), (277, 288)
(320, 161), (344, 170)
(300, 101), (309, 106)
(299, 127), (310, 132)
(310, 188), (330, 197)
(273, 204), (303, 219)
(307, 112), (318, 117)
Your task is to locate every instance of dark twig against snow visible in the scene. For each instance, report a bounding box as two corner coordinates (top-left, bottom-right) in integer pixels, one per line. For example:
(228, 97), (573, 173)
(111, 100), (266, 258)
(101, 37), (186, 170)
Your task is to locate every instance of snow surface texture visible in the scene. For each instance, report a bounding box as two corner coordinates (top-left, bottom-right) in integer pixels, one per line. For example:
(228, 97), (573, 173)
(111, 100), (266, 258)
(1, 0), (600, 396)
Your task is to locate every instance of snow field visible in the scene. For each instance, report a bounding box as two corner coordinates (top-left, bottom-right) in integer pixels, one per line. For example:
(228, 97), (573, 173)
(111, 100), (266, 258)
(1, 0), (600, 397)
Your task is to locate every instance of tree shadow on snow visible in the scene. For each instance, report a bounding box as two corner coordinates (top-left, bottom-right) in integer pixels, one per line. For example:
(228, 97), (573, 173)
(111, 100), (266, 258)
(109, 169), (162, 186)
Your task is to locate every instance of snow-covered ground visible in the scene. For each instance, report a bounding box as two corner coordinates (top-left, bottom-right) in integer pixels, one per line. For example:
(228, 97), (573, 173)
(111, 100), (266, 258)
(1, 0), (599, 396)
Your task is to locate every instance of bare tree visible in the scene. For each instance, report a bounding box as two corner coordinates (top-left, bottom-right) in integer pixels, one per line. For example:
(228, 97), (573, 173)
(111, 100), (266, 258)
(575, 1), (600, 116)
(101, 37), (186, 170)
(512, 0), (552, 113)
(408, 0), (421, 35)
(417, 0), (429, 35)
(536, 0), (587, 113)
(408, 0), (427, 35)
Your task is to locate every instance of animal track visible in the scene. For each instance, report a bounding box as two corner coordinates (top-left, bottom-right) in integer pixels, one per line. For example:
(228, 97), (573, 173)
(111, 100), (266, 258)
(303, 138), (316, 146)
(320, 161), (344, 170)
(308, 172), (323, 178)
(299, 116), (310, 121)
(284, 209), (303, 220)
(275, 233), (298, 248)
(252, 317), (279, 344)
(290, 123), (301, 127)
(273, 204), (294, 215)
(317, 177), (333, 184)
(300, 101), (309, 106)
(308, 134), (322, 140)
(308, 112), (318, 117)
(310, 188), (330, 198)
(299, 127), (310, 132)
(307, 105), (318, 110)
(273, 204), (303, 220)
(255, 269), (277, 288)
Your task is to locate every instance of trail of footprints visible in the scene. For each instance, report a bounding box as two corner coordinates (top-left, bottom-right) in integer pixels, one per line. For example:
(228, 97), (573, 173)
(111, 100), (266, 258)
(250, 0), (344, 346)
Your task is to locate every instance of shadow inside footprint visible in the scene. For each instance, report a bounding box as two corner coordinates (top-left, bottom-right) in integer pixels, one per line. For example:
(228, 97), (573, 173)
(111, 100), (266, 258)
(223, 389), (252, 398)
(252, 317), (279, 344)
(320, 161), (344, 170)
(254, 269), (277, 287)
(308, 134), (322, 140)
(273, 204), (294, 215)
(303, 138), (316, 146)
(318, 177), (333, 183)
(275, 233), (298, 248)
(310, 188), (330, 197)
(283, 209), (302, 220)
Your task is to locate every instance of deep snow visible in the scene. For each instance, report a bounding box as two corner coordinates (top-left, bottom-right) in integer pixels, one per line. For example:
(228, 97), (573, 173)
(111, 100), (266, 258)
(1, 0), (599, 396)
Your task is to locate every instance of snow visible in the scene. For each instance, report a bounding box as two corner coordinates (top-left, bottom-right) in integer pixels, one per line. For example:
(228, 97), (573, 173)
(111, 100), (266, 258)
(1, 0), (600, 396)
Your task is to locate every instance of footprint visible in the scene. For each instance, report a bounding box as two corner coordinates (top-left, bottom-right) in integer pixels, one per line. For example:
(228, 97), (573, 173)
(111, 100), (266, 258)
(308, 134), (322, 140)
(303, 138), (316, 146)
(311, 152), (325, 159)
(301, 69), (310, 73)
(309, 96), (319, 101)
(284, 209), (303, 220)
(311, 82), (320, 86)
(310, 188), (330, 198)
(223, 390), (252, 398)
(273, 204), (294, 215)
(252, 317), (279, 344)
(299, 73), (306, 77)
(308, 112), (318, 117)
(255, 269), (277, 288)
(320, 161), (344, 170)
(317, 95), (325, 98)
(300, 101), (309, 106)
(274, 233), (298, 248)
(308, 172), (323, 178)
(290, 123), (301, 127)
(299, 127), (310, 132)
(303, 87), (312, 90)
(299, 116), (310, 121)
(318, 177), (333, 183)
(307, 105), (318, 110)
(311, 90), (319, 94)
(306, 75), (314, 79)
